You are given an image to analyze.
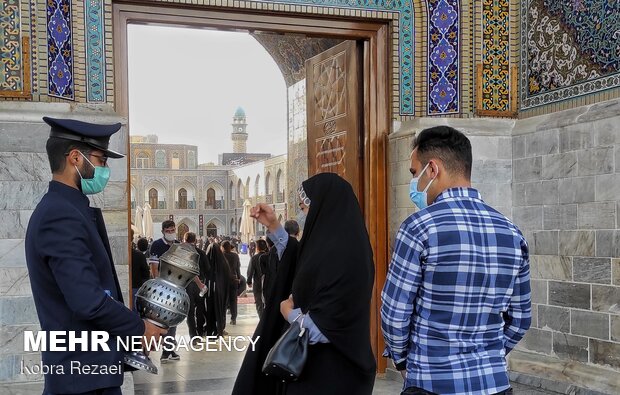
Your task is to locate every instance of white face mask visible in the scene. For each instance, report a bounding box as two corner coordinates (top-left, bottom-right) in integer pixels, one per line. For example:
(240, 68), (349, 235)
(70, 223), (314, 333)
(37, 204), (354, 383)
(296, 210), (307, 228)
(164, 233), (175, 242)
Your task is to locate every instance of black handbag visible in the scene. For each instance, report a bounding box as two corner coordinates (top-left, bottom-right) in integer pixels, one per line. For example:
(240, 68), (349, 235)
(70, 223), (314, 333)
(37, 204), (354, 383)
(262, 314), (309, 381)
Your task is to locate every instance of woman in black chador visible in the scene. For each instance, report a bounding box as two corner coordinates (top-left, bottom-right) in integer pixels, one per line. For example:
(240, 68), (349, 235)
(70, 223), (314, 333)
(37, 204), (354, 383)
(204, 243), (230, 337)
(232, 173), (376, 395)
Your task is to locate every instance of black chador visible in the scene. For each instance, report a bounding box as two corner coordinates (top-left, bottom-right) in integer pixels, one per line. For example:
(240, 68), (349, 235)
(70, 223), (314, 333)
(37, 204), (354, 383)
(232, 236), (299, 395)
(233, 173), (376, 395)
(285, 173), (376, 395)
(204, 243), (230, 337)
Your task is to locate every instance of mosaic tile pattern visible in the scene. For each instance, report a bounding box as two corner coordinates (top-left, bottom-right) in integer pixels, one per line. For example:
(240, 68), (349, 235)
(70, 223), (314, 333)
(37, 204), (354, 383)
(47, 0), (73, 99)
(268, 0), (416, 115)
(480, 0), (510, 113)
(521, 0), (620, 109)
(85, 0), (105, 102)
(427, 0), (459, 114)
(250, 32), (342, 86)
(0, 0), (23, 93)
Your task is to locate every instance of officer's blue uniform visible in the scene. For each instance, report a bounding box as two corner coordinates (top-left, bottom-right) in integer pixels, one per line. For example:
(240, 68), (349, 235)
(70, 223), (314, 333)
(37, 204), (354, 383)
(25, 118), (144, 394)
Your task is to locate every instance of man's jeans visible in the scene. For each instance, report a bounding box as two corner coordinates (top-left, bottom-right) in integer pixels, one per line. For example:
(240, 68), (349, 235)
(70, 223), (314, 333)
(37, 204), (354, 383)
(402, 386), (514, 395)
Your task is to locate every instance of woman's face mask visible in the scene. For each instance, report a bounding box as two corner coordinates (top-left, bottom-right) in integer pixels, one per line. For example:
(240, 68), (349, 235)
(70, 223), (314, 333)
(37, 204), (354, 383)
(297, 185), (311, 229)
(296, 209), (307, 227)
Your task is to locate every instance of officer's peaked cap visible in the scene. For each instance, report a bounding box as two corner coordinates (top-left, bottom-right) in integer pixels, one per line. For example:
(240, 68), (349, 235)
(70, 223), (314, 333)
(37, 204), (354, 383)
(43, 117), (125, 158)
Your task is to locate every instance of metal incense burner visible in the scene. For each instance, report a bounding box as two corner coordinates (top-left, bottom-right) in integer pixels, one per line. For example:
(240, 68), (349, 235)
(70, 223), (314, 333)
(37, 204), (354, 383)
(124, 243), (199, 374)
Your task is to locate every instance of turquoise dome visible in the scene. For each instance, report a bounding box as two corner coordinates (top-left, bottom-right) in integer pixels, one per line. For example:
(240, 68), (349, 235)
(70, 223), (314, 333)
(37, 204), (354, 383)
(234, 107), (246, 118)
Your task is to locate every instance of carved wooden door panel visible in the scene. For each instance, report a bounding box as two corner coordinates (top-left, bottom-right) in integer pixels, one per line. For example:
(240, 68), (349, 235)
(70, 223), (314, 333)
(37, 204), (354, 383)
(306, 40), (362, 197)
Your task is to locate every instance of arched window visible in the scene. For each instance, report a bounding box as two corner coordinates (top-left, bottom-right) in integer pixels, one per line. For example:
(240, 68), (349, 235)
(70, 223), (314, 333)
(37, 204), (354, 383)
(206, 188), (216, 208)
(206, 222), (217, 237)
(229, 181), (235, 201)
(237, 179), (243, 203)
(130, 186), (137, 209)
(177, 223), (189, 241)
(178, 188), (187, 209)
(265, 172), (271, 195)
(148, 188), (158, 209)
(245, 177), (251, 199)
(230, 218), (236, 235)
(171, 152), (180, 169)
(155, 150), (166, 168)
(276, 169), (284, 203)
(255, 175), (260, 198)
(136, 152), (150, 168)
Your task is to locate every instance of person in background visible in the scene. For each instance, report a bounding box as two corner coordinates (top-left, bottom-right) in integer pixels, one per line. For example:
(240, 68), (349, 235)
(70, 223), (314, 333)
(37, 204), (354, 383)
(249, 239), (256, 257)
(149, 220), (181, 363)
(204, 243), (231, 337)
(221, 240), (241, 325)
(131, 234), (151, 313)
(148, 220), (178, 278)
(381, 126), (531, 395)
(247, 239), (268, 317)
(182, 232), (209, 345)
(284, 219), (300, 239)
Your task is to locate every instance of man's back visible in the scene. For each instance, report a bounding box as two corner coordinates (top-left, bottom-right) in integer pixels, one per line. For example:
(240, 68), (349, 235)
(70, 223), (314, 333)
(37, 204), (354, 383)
(382, 188), (531, 395)
(247, 252), (263, 288)
(131, 248), (150, 288)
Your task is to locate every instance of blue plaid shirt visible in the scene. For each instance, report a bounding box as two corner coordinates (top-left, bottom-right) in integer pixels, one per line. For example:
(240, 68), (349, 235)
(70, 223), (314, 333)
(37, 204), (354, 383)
(381, 188), (531, 395)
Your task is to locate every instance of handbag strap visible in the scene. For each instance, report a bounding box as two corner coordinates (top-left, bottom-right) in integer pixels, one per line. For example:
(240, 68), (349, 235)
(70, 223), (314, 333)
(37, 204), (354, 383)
(298, 315), (306, 337)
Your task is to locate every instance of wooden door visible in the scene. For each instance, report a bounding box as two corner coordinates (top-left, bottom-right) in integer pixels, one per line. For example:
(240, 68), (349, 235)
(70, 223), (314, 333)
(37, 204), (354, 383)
(306, 40), (362, 198)
(177, 223), (189, 241)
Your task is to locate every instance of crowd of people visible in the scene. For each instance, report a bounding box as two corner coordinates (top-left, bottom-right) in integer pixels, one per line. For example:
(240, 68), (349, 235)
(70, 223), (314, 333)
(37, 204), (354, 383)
(26, 118), (531, 395)
(131, 219), (303, 363)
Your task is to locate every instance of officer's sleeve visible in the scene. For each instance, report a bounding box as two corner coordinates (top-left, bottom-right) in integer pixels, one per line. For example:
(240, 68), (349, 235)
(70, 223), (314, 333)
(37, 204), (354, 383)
(38, 208), (145, 337)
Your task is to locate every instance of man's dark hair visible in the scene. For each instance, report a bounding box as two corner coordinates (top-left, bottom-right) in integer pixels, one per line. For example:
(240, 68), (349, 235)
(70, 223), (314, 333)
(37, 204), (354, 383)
(412, 126), (472, 179)
(284, 220), (300, 236)
(221, 240), (233, 253)
(137, 237), (149, 252)
(256, 239), (268, 252)
(46, 137), (92, 174)
(184, 232), (197, 243)
(161, 220), (175, 230)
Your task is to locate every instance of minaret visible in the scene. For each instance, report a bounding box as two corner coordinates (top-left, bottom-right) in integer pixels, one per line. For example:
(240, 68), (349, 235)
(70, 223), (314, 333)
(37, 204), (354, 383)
(231, 107), (248, 154)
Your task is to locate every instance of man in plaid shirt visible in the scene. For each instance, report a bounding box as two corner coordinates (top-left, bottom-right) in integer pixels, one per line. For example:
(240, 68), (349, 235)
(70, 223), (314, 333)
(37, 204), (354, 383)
(381, 126), (531, 395)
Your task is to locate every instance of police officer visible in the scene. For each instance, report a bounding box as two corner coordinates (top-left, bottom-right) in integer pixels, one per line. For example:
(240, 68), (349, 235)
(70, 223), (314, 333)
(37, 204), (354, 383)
(25, 117), (166, 395)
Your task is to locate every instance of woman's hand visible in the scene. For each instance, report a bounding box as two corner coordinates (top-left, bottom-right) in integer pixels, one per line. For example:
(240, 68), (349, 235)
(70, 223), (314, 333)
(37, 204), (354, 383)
(280, 294), (294, 319)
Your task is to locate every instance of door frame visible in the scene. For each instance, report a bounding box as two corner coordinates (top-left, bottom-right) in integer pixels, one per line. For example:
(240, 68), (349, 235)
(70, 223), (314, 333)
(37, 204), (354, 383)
(113, 0), (390, 373)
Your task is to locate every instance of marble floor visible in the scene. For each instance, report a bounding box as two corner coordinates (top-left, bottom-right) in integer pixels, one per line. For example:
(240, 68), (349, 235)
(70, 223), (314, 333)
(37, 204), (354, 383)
(0, 256), (573, 395)
(130, 305), (562, 395)
(1, 303), (568, 395)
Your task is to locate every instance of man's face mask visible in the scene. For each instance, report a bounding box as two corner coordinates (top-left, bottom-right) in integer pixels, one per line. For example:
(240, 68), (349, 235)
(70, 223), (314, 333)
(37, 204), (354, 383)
(409, 162), (436, 210)
(75, 151), (110, 195)
(163, 231), (176, 242)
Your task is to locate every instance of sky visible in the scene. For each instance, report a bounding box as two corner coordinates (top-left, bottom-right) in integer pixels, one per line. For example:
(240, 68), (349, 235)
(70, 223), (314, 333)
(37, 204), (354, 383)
(127, 25), (288, 164)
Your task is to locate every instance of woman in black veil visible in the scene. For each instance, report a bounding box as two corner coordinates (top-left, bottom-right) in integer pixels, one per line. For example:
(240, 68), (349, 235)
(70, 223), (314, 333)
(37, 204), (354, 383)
(232, 173), (376, 395)
(204, 243), (230, 337)
(232, 220), (299, 395)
